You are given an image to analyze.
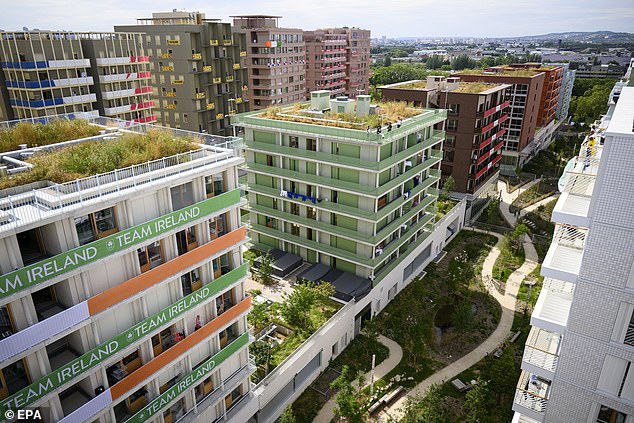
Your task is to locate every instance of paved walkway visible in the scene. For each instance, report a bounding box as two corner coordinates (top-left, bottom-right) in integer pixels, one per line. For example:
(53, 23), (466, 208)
(313, 335), (403, 423)
(498, 179), (542, 226)
(379, 210), (540, 421)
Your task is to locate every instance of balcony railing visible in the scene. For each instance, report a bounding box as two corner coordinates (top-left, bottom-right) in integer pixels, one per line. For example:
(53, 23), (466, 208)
(552, 224), (587, 250)
(522, 327), (561, 374)
(514, 371), (550, 416)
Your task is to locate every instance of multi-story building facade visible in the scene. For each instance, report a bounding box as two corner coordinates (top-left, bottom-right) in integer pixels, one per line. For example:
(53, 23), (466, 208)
(380, 76), (511, 219)
(343, 28), (370, 98)
(116, 11), (249, 136)
(231, 15), (305, 110)
(512, 69), (634, 423)
(235, 91), (448, 287)
(0, 31), (154, 123)
(304, 30), (347, 97)
(507, 64), (564, 127)
(0, 116), (253, 423)
(304, 28), (371, 99)
(545, 62), (576, 122)
(455, 68), (544, 173)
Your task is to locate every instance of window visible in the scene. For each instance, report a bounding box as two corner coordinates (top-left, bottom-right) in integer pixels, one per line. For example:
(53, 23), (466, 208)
(307, 138), (316, 151)
(266, 155), (274, 166)
(291, 224), (300, 236)
(597, 355), (634, 401)
(219, 323), (238, 348)
(290, 203), (300, 216)
(447, 104), (459, 115)
(216, 289), (234, 315)
(289, 136), (298, 148)
(151, 326), (180, 357)
(17, 227), (48, 265)
(0, 306), (15, 339)
(181, 268), (202, 296)
(171, 182), (195, 211)
(597, 405), (627, 423)
(0, 359), (31, 399)
(445, 135), (456, 147)
(443, 150), (454, 162)
(224, 385), (242, 410)
(137, 241), (163, 272)
(205, 173), (226, 198)
(176, 226), (197, 255)
(447, 119), (458, 131)
(212, 253), (231, 278)
(74, 207), (118, 246)
(209, 213), (227, 240)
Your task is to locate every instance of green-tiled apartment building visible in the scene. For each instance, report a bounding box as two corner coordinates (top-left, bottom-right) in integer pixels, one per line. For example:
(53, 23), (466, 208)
(234, 92), (446, 285)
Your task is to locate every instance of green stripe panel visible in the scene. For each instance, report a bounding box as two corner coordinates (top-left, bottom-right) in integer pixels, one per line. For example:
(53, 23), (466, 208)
(125, 332), (250, 423)
(0, 264), (248, 415)
(0, 189), (241, 300)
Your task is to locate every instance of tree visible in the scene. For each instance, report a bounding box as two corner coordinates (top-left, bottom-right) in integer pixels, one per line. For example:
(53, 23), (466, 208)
(464, 378), (490, 423)
(330, 366), (366, 423)
(280, 406), (296, 423)
(508, 223), (529, 253)
(384, 55), (392, 67)
(279, 282), (333, 332)
(247, 301), (272, 333)
(256, 252), (275, 286)
(426, 55), (444, 70)
(451, 54), (476, 71)
(401, 383), (451, 423)
(440, 176), (455, 201)
(451, 300), (474, 331)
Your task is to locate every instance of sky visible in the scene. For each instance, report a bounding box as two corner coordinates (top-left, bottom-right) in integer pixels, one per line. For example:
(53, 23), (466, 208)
(1, 0), (633, 38)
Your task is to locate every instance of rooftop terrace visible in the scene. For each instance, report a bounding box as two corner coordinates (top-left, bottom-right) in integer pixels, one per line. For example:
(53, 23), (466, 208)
(457, 69), (543, 78)
(0, 115), (241, 233)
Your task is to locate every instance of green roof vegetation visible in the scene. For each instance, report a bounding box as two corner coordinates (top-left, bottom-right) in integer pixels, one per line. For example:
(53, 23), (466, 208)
(393, 80), (428, 90)
(453, 81), (503, 94)
(260, 101), (423, 130)
(0, 129), (201, 190)
(0, 119), (101, 153)
(457, 69), (541, 78)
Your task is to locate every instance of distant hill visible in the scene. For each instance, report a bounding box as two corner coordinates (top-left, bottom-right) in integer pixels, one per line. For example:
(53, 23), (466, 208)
(510, 31), (634, 43)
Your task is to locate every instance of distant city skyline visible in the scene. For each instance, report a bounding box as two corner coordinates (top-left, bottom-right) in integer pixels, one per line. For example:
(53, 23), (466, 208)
(1, 0), (633, 39)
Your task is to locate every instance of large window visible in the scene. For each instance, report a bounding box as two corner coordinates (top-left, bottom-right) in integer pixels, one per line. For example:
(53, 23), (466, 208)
(597, 405), (627, 423)
(209, 213), (228, 240)
(181, 268), (202, 296)
(171, 182), (195, 211)
(205, 173), (225, 198)
(75, 207), (118, 245)
(212, 253), (232, 278)
(0, 359), (31, 400)
(176, 226), (198, 255)
(137, 241), (164, 272)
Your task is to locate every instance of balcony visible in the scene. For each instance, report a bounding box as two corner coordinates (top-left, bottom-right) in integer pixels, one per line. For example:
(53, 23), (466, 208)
(102, 86), (152, 100)
(1, 59), (91, 69)
(100, 72), (151, 83)
(512, 370), (551, 422)
(481, 114), (509, 134)
(192, 53), (202, 60)
(95, 56), (150, 66)
(6, 77), (93, 89)
(521, 327), (561, 378)
(541, 224), (586, 283)
(210, 40), (219, 46)
(531, 282), (573, 333)
(195, 92), (206, 99)
(511, 412), (542, 423)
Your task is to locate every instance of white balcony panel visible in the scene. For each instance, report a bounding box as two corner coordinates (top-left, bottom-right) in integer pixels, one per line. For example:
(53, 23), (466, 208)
(62, 93), (96, 105)
(100, 73), (150, 83)
(54, 76), (94, 87)
(551, 192), (591, 228)
(104, 104), (132, 115)
(512, 371), (550, 423)
(531, 287), (572, 333)
(47, 59), (91, 69)
(102, 88), (136, 100)
(541, 242), (583, 283)
(512, 411), (542, 423)
(0, 302), (89, 362)
(521, 327), (562, 378)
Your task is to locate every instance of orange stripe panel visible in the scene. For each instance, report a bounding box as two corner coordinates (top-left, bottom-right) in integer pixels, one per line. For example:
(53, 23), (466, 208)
(87, 227), (246, 315)
(110, 295), (251, 400)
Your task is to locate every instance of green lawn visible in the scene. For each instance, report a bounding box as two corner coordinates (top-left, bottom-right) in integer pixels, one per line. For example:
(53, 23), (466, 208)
(516, 265), (544, 313)
(511, 179), (558, 210)
(475, 200), (511, 228)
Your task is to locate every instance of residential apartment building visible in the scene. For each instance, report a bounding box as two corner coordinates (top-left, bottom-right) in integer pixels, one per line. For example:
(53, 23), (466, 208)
(455, 68), (544, 172)
(116, 11), (249, 136)
(512, 69), (634, 423)
(231, 15), (305, 110)
(236, 90), (453, 292)
(304, 27), (371, 99)
(0, 31), (154, 123)
(380, 76), (511, 220)
(344, 28), (370, 98)
(0, 116), (253, 423)
(507, 64), (564, 127)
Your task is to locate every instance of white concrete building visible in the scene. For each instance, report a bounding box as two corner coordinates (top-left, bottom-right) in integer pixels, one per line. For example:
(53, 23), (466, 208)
(0, 116), (252, 423)
(512, 67), (634, 423)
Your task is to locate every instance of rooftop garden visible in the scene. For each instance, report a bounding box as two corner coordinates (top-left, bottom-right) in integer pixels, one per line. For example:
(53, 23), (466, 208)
(393, 80), (428, 90)
(457, 69), (541, 78)
(259, 101), (424, 130)
(0, 119), (101, 153)
(247, 282), (342, 384)
(453, 81), (503, 94)
(0, 129), (201, 190)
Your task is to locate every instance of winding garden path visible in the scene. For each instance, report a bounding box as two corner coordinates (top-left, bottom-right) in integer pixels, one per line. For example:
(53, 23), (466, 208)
(379, 193), (540, 421)
(312, 335), (403, 423)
